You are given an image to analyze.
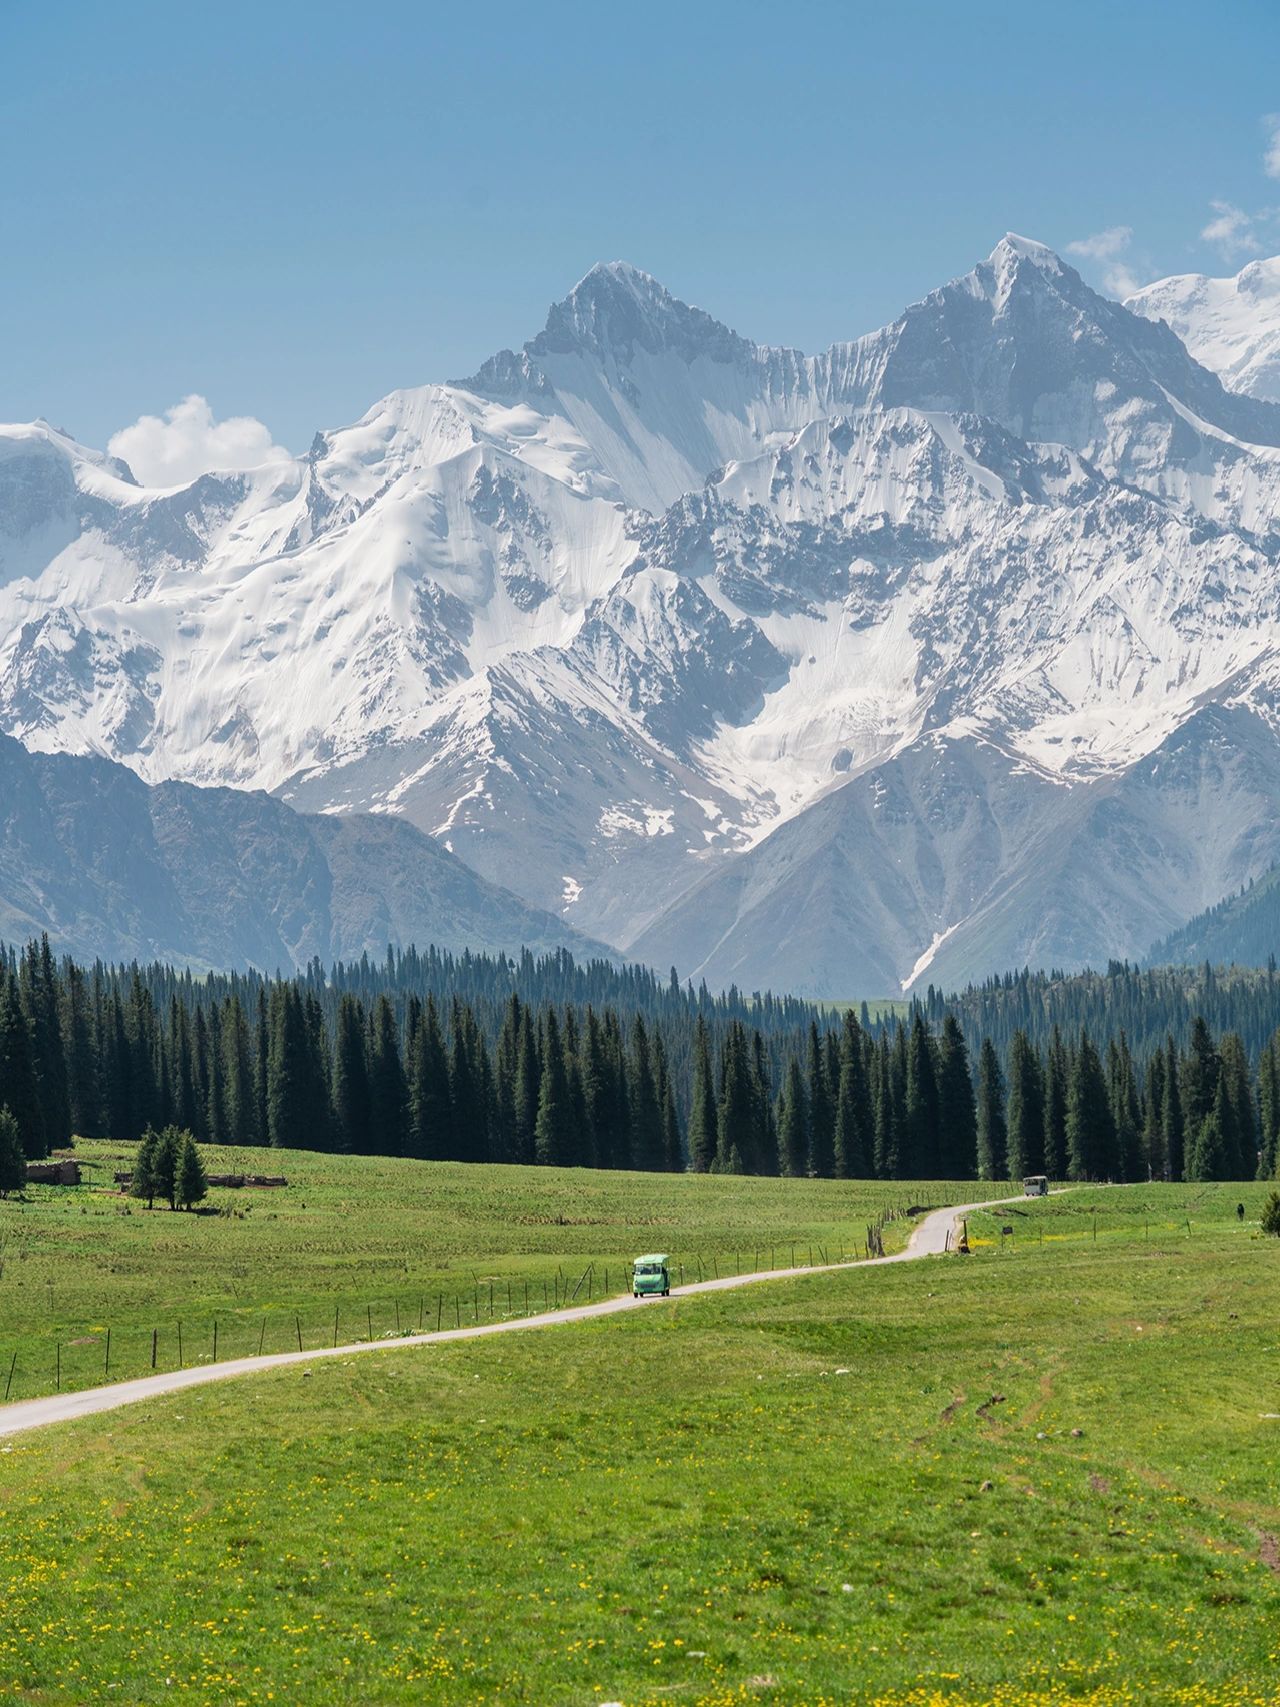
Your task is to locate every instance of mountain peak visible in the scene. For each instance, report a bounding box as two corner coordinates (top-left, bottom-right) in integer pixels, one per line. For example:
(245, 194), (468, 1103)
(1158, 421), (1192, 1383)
(527, 261), (754, 367)
(987, 232), (1064, 272)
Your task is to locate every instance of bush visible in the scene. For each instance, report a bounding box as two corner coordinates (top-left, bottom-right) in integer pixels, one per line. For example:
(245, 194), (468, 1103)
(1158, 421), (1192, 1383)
(1262, 1191), (1280, 1238)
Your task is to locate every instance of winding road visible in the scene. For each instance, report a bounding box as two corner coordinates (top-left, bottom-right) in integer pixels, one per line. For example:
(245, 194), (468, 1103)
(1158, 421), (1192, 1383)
(0, 1192), (1020, 1441)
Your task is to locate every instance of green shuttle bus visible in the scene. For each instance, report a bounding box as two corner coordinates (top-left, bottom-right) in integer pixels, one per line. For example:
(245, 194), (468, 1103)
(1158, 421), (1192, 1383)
(632, 1254), (670, 1298)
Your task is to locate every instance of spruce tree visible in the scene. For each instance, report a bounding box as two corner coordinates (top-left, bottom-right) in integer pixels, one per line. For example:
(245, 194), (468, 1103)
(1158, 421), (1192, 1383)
(1042, 1027), (1068, 1180)
(367, 995), (408, 1157)
(62, 961), (102, 1137)
(1162, 1036), (1185, 1181)
(935, 1014), (976, 1178)
(833, 1010), (872, 1178)
(975, 1038), (1007, 1180)
(1186, 1076), (1232, 1182)
(904, 1012), (941, 1178)
(872, 1035), (898, 1178)
(1181, 1017), (1220, 1140)
(1258, 1032), (1280, 1179)
(777, 1056), (808, 1176)
(1066, 1030), (1114, 1182)
(131, 1127), (159, 1207)
(406, 993), (451, 1160)
(1142, 1047), (1166, 1181)
(716, 1023), (754, 1174)
(534, 1009), (573, 1168)
(176, 1133), (208, 1209)
(806, 1022), (834, 1178)
(687, 1016), (718, 1173)
(0, 1107), (25, 1197)
(1005, 1030), (1044, 1180)
(1218, 1033), (1255, 1178)
(0, 978), (45, 1159)
(628, 1016), (665, 1173)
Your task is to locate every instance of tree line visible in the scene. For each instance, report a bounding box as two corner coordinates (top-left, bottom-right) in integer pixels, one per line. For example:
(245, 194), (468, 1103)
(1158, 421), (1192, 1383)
(2, 936), (1279, 1181)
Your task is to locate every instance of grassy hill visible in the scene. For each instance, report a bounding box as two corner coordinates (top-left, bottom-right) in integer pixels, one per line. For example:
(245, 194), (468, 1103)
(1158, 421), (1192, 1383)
(0, 1142), (942, 1403)
(2, 1181), (1278, 1703)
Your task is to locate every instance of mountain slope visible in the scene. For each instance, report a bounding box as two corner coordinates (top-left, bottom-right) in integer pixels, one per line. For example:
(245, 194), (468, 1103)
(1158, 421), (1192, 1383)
(7, 240), (1280, 988)
(1127, 257), (1280, 403)
(0, 734), (603, 969)
(1148, 864), (1280, 968)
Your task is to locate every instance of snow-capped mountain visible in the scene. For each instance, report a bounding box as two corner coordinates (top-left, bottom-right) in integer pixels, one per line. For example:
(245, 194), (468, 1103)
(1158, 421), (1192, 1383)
(6, 236), (1280, 993)
(1128, 257), (1280, 402)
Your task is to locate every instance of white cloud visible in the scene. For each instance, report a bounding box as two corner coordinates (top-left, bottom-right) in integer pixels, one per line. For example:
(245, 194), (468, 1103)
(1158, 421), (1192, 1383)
(108, 394), (291, 489)
(1264, 113), (1280, 179)
(1200, 199), (1262, 259)
(1065, 226), (1141, 298)
(1065, 225), (1133, 261)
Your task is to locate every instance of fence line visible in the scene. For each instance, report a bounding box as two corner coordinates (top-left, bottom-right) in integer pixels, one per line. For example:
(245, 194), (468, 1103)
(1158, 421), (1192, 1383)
(2, 1195), (955, 1404)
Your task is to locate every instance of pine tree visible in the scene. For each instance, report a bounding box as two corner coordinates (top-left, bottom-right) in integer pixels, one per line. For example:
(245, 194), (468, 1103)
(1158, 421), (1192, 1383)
(777, 1056), (808, 1176)
(687, 1016), (718, 1173)
(715, 1022), (756, 1174)
(1005, 1030), (1044, 1180)
(806, 1022), (834, 1178)
(367, 996), (408, 1157)
(1181, 1017), (1220, 1140)
(534, 1009), (573, 1167)
(652, 1029), (683, 1171)
(131, 1127), (160, 1207)
(628, 1016), (665, 1173)
(20, 938), (70, 1150)
(1162, 1036), (1186, 1181)
(62, 961), (102, 1137)
(1218, 1033), (1255, 1178)
(1042, 1027), (1068, 1180)
(176, 1132), (208, 1209)
(0, 977), (45, 1159)
(833, 1010), (872, 1178)
(0, 1106), (25, 1197)
(1258, 1032), (1280, 1179)
(1142, 1046), (1166, 1181)
(1106, 1032), (1141, 1182)
(222, 996), (258, 1145)
(1066, 1030), (1114, 1181)
(935, 1014), (976, 1178)
(975, 1038), (1007, 1180)
(904, 1012), (941, 1178)
(872, 1035), (898, 1178)
(1186, 1075), (1232, 1182)
(406, 993), (451, 1160)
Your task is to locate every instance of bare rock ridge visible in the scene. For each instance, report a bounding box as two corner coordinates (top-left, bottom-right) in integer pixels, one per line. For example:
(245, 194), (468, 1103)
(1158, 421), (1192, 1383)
(5, 236), (1280, 990)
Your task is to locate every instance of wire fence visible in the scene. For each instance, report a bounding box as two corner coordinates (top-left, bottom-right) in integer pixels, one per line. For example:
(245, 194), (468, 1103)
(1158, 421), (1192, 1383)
(1, 1197), (948, 1405)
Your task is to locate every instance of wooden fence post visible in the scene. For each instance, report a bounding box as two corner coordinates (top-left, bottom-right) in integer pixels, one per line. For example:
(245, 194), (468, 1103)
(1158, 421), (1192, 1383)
(4, 1350), (15, 1401)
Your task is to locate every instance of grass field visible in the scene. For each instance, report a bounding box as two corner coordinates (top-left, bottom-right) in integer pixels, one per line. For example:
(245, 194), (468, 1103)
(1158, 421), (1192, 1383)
(2, 1180), (1279, 1704)
(0, 1142), (946, 1403)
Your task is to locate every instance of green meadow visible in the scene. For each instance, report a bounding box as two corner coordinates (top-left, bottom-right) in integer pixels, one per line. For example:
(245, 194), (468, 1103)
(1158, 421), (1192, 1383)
(0, 1142), (943, 1402)
(2, 1180), (1279, 1705)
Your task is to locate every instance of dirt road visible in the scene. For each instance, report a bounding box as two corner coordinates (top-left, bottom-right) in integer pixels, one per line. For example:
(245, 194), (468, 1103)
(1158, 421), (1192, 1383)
(0, 1192), (1021, 1440)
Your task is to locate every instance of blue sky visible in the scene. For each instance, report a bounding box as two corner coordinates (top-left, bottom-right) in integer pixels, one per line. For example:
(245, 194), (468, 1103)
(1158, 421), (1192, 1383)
(3, 0), (1279, 460)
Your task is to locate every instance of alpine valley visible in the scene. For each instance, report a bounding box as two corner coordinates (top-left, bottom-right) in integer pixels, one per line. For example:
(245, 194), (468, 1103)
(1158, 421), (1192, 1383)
(6, 235), (1280, 993)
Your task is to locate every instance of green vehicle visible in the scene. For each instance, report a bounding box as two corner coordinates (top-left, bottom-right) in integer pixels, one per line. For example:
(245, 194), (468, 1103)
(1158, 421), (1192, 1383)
(631, 1253), (671, 1298)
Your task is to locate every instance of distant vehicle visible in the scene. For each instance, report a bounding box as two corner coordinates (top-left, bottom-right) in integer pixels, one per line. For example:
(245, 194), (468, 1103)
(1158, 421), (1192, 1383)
(632, 1254), (670, 1297)
(1023, 1175), (1049, 1197)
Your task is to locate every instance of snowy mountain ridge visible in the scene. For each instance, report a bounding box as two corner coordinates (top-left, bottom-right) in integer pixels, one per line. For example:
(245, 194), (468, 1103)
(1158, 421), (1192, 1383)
(6, 236), (1280, 993)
